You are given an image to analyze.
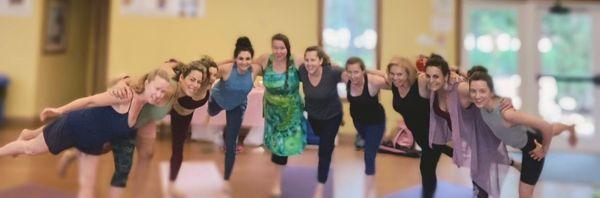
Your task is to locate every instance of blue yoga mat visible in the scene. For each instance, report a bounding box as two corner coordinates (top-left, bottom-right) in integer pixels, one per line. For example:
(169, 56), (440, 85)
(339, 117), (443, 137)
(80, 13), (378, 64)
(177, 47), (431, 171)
(510, 152), (600, 185)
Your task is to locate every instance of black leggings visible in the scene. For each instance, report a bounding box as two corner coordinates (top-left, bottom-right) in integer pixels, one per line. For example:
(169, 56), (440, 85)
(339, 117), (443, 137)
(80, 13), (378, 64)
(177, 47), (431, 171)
(271, 154), (288, 165)
(308, 114), (343, 184)
(168, 110), (194, 181)
(421, 144), (454, 198)
(520, 131), (545, 185)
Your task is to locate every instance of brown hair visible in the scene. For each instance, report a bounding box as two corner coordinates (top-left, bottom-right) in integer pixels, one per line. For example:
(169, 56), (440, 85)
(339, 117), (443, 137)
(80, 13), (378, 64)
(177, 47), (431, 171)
(468, 70), (495, 93)
(271, 33), (292, 88)
(345, 57), (366, 71)
(187, 55), (216, 86)
(304, 46), (331, 66)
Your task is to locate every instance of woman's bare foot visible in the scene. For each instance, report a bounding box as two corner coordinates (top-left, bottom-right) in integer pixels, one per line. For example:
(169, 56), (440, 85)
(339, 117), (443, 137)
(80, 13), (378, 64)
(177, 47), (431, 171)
(568, 124), (578, 147)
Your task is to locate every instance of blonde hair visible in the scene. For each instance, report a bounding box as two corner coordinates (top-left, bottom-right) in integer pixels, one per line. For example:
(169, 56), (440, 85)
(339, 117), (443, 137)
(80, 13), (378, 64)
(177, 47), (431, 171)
(130, 69), (171, 94)
(387, 56), (418, 85)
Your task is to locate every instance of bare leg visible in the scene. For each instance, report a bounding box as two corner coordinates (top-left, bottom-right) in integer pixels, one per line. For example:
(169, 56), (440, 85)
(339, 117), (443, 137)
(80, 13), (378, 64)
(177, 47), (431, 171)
(364, 175), (376, 198)
(270, 165), (283, 197)
(313, 183), (324, 198)
(18, 126), (44, 141)
(0, 128), (49, 158)
(131, 122), (156, 197)
(511, 159), (522, 172)
(78, 153), (100, 198)
(108, 187), (124, 198)
(168, 181), (186, 198)
(58, 148), (81, 177)
(518, 182), (535, 198)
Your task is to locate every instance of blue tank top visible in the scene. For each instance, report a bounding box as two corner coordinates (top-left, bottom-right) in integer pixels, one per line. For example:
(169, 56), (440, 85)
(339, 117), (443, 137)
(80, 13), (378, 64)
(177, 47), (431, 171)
(66, 106), (136, 154)
(210, 64), (253, 110)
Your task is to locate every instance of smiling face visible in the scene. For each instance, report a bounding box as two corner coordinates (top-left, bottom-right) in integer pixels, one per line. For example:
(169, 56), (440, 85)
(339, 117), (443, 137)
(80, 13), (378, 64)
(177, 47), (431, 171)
(207, 67), (218, 84)
(143, 77), (171, 105)
(235, 51), (252, 71)
(179, 69), (203, 97)
(388, 65), (409, 87)
(469, 80), (495, 108)
(425, 66), (446, 91)
(304, 50), (323, 75)
(271, 40), (288, 61)
(346, 63), (365, 85)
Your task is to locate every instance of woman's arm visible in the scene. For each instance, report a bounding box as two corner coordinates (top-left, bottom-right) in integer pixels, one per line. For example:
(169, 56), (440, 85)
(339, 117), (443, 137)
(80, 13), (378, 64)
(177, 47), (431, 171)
(41, 91), (128, 122)
(367, 74), (388, 96)
(457, 82), (472, 108)
(254, 54), (270, 69)
(416, 73), (430, 98)
(366, 69), (391, 89)
(293, 54), (304, 67)
(502, 108), (553, 160)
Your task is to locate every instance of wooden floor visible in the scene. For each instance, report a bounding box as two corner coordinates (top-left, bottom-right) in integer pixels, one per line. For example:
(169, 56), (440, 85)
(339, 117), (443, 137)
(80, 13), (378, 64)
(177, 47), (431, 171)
(0, 122), (597, 198)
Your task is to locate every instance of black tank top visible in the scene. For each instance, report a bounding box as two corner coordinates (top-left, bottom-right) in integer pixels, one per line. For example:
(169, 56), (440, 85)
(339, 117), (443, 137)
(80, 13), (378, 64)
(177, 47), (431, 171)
(347, 74), (385, 124)
(392, 82), (429, 146)
(178, 92), (210, 110)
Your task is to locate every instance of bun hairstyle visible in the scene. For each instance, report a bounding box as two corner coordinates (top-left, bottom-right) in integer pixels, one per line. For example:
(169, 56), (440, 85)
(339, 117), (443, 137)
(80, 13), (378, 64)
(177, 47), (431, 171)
(467, 65), (488, 78)
(468, 66), (495, 93)
(234, 36), (254, 58)
(425, 53), (450, 77)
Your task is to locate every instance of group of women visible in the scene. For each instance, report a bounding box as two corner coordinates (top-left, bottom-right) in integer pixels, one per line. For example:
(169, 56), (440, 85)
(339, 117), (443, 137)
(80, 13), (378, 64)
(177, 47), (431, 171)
(0, 33), (577, 198)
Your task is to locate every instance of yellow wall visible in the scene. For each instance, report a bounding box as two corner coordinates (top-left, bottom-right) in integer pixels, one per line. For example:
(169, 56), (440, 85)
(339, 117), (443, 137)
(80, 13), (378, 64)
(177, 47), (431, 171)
(339, 0), (458, 134)
(0, 2), (42, 118)
(107, 0), (319, 79)
(0, 0), (456, 126)
(37, 0), (91, 112)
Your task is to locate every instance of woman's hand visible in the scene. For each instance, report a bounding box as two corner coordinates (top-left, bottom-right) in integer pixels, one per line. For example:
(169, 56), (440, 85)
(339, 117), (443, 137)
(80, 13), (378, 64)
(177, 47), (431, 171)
(40, 108), (63, 122)
(528, 139), (546, 161)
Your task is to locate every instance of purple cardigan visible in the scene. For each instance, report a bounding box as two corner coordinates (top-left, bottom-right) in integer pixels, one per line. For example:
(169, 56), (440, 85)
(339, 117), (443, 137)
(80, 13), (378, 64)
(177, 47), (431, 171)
(429, 83), (510, 197)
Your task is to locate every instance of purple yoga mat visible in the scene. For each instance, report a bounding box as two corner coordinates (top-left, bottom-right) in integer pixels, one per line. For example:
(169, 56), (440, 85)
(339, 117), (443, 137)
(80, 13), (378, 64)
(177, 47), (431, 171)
(385, 181), (471, 198)
(282, 165), (334, 198)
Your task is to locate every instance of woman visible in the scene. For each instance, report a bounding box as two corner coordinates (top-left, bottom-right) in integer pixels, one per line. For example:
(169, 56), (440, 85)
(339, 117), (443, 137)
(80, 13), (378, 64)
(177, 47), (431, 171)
(165, 58), (214, 197)
(345, 57), (388, 198)
(384, 57), (454, 198)
(58, 58), (217, 198)
(298, 46), (346, 198)
(425, 54), (513, 198)
(254, 33), (307, 196)
(469, 70), (575, 198)
(0, 69), (170, 160)
(207, 36), (262, 190)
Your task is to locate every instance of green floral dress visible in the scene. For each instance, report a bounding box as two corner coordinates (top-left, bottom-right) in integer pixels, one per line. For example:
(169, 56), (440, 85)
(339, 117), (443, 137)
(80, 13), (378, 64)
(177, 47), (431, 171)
(262, 55), (307, 156)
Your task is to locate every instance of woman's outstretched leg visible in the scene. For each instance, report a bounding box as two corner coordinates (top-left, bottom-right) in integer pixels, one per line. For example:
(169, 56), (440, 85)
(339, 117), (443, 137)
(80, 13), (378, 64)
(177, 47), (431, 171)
(0, 127), (49, 158)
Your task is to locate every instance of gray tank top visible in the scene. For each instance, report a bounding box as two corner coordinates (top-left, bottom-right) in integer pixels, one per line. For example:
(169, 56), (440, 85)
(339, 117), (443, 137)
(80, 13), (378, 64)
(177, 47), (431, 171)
(479, 102), (529, 149)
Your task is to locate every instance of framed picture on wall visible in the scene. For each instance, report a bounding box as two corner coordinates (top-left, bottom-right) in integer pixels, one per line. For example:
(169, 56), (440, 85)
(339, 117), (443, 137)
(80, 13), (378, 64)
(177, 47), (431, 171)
(44, 0), (68, 54)
(0, 0), (33, 16)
